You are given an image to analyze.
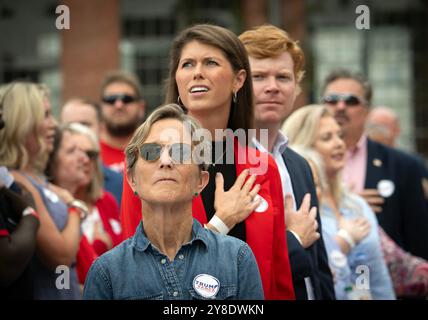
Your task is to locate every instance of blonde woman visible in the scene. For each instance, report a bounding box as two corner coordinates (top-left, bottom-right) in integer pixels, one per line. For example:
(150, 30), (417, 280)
(0, 82), (84, 299)
(282, 105), (395, 300)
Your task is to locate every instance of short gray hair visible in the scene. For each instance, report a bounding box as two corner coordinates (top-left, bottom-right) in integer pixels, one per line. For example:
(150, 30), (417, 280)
(125, 104), (211, 176)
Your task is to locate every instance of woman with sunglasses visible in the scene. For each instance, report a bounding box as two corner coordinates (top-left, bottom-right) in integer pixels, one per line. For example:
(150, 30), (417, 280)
(1, 82), (83, 299)
(282, 105), (396, 299)
(83, 104), (264, 300)
(119, 24), (295, 300)
(45, 123), (123, 284)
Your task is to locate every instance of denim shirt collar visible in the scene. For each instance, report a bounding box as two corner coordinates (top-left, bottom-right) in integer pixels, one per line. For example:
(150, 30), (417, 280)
(131, 218), (209, 253)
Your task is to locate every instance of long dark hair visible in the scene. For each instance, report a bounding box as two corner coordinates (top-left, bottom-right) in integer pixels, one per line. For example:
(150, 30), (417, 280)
(164, 24), (254, 131)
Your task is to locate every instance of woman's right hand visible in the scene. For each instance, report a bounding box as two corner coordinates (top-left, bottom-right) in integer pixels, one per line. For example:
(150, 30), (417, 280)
(339, 216), (371, 244)
(93, 221), (113, 250)
(212, 169), (261, 231)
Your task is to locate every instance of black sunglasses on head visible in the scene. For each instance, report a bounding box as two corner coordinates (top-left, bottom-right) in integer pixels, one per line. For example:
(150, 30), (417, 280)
(139, 143), (192, 163)
(102, 94), (138, 105)
(322, 94), (364, 107)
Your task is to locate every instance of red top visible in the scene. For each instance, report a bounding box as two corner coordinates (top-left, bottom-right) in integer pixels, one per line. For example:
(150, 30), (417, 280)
(76, 191), (123, 284)
(119, 140), (295, 300)
(100, 141), (125, 173)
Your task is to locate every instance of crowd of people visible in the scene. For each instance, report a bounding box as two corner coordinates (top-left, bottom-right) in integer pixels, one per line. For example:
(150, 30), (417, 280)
(1, 23), (427, 300)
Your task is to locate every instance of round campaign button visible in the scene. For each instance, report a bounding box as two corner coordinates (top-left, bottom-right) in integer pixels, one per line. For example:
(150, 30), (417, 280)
(193, 274), (220, 298)
(253, 194), (269, 213)
(43, 188), (59, 203)
(377, 179), (395, 198)
(330, 250), (348, 268)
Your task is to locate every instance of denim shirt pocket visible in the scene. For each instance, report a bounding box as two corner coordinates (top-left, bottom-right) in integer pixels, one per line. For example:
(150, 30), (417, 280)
(124, 292), (164, 300)
(188, 285), (237, 300)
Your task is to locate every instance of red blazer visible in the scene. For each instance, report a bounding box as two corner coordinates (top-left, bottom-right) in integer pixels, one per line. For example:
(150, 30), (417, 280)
(76, 235), (97, 284)
(120, 140), (295, 300)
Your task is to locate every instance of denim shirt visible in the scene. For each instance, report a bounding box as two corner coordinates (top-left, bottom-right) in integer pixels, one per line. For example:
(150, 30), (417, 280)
(83, 219), (264, 300)
(321, 194), (396, 300)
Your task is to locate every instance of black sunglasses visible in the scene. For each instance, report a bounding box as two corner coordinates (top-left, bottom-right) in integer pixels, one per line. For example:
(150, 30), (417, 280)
(322, 94), (364, 107)
(84, 150), (99, 160)
(139, 143), (192, 164)
(102, 94), (138, 105)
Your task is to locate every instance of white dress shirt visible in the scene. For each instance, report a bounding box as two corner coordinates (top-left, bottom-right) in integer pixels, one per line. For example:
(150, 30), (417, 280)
(252, 132), (297, 211)
(252, 132), (315, 300)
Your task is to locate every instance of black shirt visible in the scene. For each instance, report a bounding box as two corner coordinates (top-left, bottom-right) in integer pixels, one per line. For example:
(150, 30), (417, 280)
(0, 183), (34, 300)
(200, 141), (246, 241)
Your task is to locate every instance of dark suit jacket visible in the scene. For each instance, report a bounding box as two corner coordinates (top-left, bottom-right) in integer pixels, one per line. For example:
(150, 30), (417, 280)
(365, 139), (428, 260)
(282, 147), (336, 300)
(102, 164), (123, 207)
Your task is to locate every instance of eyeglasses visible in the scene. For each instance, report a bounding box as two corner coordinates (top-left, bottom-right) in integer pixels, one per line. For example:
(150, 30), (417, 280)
(102, 94), (138, 105)
(139, 143), (192, 164)
(83, 150), (99, 160)
(322, 94), (365, 107)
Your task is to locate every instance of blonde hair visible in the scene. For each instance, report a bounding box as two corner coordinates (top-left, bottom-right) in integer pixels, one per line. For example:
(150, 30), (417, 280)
(0, 82), (46, 170)
(125, 103), (211, 177)
(290, 146), (328, 195)
(239, 24), (305, 84)
(281, 104), (330, 147)
(66, 122), (104, 202)
(282, 104), (345, 204)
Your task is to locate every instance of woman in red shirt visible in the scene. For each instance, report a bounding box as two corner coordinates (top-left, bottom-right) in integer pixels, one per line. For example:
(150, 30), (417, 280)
(120, 24), (295, 300)
(46, 123), (123, 283)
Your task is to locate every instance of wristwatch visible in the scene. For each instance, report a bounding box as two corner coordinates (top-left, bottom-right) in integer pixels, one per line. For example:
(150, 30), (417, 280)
(68, 199), (89, 220)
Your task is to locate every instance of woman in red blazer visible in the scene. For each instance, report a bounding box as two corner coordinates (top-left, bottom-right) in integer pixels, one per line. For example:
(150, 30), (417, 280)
(120, 24), (294, 300)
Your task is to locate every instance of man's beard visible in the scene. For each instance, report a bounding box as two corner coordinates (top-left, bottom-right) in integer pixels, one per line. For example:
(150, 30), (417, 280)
(105, 117), (142, 137)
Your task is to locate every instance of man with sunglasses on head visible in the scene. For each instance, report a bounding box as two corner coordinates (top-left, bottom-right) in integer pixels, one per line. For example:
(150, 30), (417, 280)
(99, 71), (146, 174)
(322, 69), (428, 260)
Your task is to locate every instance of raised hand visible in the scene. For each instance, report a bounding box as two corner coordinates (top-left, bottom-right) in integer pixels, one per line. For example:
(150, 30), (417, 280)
(358, 189), (384, 213)
(285, 193), (320, 248)
(339, 216), (371, 244)
(211, 169), (261, 232)
(93, 220), (113, 250)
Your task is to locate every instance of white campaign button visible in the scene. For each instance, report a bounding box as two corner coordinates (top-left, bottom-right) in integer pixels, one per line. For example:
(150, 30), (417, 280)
(109, 219), (122, 235)
(377, 180), (395, 198)
(43, 188), (59, 203)
(330, 250), (348, 268)
(193, 274), (220, 298)
(253, 194), (269, 213)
